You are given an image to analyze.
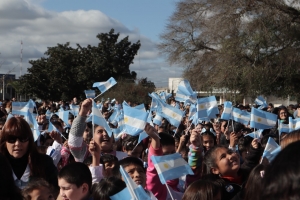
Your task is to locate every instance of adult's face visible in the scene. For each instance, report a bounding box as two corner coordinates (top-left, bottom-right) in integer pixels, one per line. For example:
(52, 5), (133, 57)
(6, 135), (29, 158)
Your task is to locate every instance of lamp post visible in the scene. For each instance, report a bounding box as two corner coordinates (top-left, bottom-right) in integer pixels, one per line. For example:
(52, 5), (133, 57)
(2, 75), (4, 100)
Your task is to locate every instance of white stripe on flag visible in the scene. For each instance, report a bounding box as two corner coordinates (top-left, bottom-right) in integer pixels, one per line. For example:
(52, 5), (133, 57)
(162, 107), (182, 122)
(124, 115), (147, 130)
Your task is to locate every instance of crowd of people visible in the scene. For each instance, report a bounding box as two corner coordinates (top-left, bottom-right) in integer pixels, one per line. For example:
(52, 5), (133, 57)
(0, 95), (300, 200)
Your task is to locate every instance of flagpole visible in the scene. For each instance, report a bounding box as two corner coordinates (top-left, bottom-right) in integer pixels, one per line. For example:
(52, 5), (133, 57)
(165, 184), (175, 200)
(94, 92), (103, 100)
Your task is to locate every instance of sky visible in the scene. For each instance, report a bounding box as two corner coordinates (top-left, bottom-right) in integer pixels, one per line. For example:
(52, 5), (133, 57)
(0, 0), (183, 88)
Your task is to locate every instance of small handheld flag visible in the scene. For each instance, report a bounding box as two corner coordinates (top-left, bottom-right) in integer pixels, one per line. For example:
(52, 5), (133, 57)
(84, 90), (95, 99)
(250, 108), (277, 129)
(93, 77), (117, 94)
(151, 153), (194, 184)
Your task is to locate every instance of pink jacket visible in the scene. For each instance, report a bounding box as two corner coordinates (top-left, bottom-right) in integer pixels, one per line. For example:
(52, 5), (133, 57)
(146, 144), (182, 200)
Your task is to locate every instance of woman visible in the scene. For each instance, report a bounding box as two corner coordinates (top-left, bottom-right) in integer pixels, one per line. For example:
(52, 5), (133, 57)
(0, 117), (58, 189)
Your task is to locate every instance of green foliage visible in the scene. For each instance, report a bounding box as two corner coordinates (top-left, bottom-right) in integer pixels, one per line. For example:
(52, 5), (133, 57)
(96, 78), (155, 104)
(18, 29), (141, 101)
(159, 0), (300, 98)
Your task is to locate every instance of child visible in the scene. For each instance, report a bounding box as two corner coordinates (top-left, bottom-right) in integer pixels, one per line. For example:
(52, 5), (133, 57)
(144, 125), (183, 200)
(58, 162), (92, 200)
(100, 154), (120, 178)
(91, 177), (126, 200)
(182, 179), (221, 200)
(202, 131), (217, 153)
(203, 138), (261, 200)
(119, 156), (146, 187)
(22, 179), (57, 200)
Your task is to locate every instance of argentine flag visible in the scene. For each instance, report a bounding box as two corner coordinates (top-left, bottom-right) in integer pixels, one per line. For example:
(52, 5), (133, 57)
(197, 96), (219, 119)
(250, 108), (277, 129)
(262, 137), (281, 163)
(175, 80), (197, 104)
(151, 153), (194, 184)
(70, 104), (79, 117)
(55, 111), (70, 125)
(245, 129), (263, 139)
(120, 166), (151, 200)
(278, 120), (289, 135)
(93, 77), (117, 94)
(232, 108), (250, 126)
(288, 117), (300, 132)
(221, 101), (232, 120)
(153, 114), (163, 126)
(24, 111), (40, 141)
(84, 90), (95, 99)
(110, 187), (132, 200)
(123, 102), (148, 136)
(255, 96), (268, 109)
(91, 102), (113, 137)
(156, 101), (184, 127)
(12, 99), (35, 115)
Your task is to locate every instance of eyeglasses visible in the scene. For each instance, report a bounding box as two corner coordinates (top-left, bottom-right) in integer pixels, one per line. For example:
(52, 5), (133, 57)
(280, 112), (287, 115)
(7, 135), (29, 143)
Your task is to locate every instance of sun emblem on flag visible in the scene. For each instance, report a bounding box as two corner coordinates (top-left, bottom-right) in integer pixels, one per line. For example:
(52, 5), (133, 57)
(293, 125), (296, 129)
(200, 105), (205, 109)
(124, 117), (129, 123)
(29, 124), (33, 128)
(172, 113), (176, 118)
(257, 117), (262, 122)
(238, 114), (242, 118)
(163, 163), (169, 169)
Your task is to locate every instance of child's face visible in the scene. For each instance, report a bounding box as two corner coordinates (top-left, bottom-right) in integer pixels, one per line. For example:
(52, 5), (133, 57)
(124, 164), (146, 188)
(27, 186), (55, 200)
(162, 145), (176, 155)
(211, 147), (240, 177)
(58, 178), (88, 200)
(202, 135), (214, 151)
(94, 126), (113, 152)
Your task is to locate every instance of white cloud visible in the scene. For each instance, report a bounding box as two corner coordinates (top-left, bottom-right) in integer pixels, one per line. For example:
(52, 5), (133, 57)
(0, 0), (182, 87)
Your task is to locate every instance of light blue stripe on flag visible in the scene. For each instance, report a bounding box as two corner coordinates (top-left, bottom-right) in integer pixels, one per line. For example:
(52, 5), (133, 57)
(55, 111), (70, 125)
(250, 108), (277, 129)
(123, 102), (148, 136)
(221, 101), (232, 120)
(70, 104), (79, 117)
(93, 77), (117, 94)
(255, 96), (268, 109)
(232, 108), (250, 126)
(24, 111), (40, 141)
(110, 187), (132, 200)
(12, 100), (35, 115)
(84, 90), (95, 98)
(197, 96), (219, 119)
(151, 153), (194, 184)
(188, 104), (197, 120)
(134, 103), (146, 111)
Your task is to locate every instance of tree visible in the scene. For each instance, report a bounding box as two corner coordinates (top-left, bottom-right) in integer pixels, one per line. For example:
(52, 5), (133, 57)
(96, 78), (155, 104)
(18, 29), (141, 101)
(158, 0), (300, 99)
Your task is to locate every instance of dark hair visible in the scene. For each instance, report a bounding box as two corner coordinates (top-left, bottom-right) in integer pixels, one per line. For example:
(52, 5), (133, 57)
(119, 156), (145, 172)
(100, 154), (120, 177)
(182, 179), (221, 200)
(0, 117), (47, 179)
(238, 136), (253, 154)
(280, 129), (300, 149)
(244, 164), (264, 200)
(203, 145), (226, 175)
(83, 156), (93, 166)
(58, 162), (92, 190)
(258, 141), (300, 200)
(92, 177), (126, 200)
(0, 153), (23, 200)
(22, 178), (57, 200)
(159, 132), (175, 147)
(121, 135), (139, 151)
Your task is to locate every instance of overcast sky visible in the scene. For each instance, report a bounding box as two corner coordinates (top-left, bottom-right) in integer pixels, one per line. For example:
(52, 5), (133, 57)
(0, 0), (183, 87)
